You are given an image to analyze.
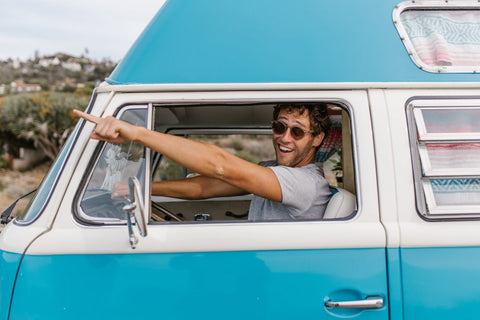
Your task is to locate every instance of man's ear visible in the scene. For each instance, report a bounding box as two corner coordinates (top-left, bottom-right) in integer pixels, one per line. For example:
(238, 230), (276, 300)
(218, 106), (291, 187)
(312, 132), (325, 147)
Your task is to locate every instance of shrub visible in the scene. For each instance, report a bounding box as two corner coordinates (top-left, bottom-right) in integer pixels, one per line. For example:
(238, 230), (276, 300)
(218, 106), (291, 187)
(0, 156), (10, 169)
(235, 150), (259, 164)
(230, 139), (244, 151)
(0, 94), (36, 157)
(159, 157), (185, 181)
(0, 92), (89, 161)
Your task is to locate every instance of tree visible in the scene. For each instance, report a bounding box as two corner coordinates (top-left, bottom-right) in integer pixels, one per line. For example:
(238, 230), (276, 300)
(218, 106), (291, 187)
(0, 94), (36, 157)
(0, 92), (89, 161)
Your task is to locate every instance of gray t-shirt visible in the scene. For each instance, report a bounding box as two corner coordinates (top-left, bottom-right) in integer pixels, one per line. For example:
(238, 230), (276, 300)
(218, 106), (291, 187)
(248, 161), (331, 221)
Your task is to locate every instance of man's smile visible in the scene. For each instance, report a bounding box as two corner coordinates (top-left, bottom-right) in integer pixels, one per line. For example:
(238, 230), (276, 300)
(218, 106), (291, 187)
(278, 144), (293, 153)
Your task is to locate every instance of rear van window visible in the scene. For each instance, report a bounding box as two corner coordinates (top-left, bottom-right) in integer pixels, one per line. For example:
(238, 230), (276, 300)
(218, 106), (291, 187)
(408, 98), (480, 219)
(394, 2), (480, 73)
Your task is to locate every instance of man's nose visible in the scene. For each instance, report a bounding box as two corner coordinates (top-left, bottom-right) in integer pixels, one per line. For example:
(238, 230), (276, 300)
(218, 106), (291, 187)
(278, 127), (294, 141)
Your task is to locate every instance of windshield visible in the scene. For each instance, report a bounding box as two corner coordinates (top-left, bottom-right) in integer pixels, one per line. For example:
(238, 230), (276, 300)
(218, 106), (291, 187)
(15, 123), (80, 224)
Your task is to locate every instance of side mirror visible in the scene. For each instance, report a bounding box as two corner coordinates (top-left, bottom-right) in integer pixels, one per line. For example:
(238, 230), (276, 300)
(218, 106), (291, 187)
(122, 176), (147, 249)
(1, 189), (37, 225)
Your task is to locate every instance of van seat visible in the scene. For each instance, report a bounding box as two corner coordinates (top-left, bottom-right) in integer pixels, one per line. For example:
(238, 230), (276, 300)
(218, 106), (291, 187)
(324, 187), (356, 219)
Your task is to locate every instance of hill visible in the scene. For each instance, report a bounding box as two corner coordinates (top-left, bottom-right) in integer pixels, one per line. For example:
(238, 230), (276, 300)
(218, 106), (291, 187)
(0, 53), (116, 94)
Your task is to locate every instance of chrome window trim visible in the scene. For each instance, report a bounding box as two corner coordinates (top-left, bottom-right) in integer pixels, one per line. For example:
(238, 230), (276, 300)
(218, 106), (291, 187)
(77, 97), (360, 226)
(151, 99), (360, 223)
(393, 0), (480, 73)
(407, 97), (480, 220)
(145, 103), (153, 222)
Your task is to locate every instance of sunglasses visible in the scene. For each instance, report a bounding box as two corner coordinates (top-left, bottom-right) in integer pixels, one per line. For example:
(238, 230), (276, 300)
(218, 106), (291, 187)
(271, 120), (313, 140)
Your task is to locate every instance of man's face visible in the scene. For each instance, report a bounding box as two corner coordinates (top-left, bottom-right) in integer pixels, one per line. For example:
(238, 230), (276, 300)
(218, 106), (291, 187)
(272, 108), (325, 167)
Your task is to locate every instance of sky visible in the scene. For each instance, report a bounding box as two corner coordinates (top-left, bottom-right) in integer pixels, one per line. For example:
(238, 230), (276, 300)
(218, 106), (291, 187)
(1, 0), (167, 62)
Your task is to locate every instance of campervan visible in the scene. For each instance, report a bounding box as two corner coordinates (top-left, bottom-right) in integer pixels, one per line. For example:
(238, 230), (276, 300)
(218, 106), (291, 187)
(1, 1), (480, 319)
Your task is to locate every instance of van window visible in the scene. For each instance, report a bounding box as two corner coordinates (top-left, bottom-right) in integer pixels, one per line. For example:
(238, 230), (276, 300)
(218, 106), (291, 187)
(150, 103), (356, 223)
(77, 107), (148, 223)
(15, 122), (80, 224)
(76, 102), (357, 225)
(408, 99), (480, 219)
(394, 2), (480, 73)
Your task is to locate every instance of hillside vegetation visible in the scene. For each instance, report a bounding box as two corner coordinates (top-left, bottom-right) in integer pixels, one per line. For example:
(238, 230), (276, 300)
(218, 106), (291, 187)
(0, 53), (116, 212)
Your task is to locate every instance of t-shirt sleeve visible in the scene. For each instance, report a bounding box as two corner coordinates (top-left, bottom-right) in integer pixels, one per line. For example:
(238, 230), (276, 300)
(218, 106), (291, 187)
(269, 165), (330, 217)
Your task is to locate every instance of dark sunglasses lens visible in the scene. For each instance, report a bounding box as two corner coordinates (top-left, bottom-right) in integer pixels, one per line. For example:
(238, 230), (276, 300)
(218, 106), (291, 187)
(272, 121), (287, 135)
(291, 127), (305, 139)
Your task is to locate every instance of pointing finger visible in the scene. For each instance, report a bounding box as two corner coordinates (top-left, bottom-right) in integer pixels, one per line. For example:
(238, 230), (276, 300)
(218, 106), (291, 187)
(73, 109), (101, 125)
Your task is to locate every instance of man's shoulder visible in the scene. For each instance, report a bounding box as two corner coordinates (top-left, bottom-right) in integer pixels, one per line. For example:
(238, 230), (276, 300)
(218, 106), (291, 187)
(259, 161), (323, 176)
(270, 163), (324, 181)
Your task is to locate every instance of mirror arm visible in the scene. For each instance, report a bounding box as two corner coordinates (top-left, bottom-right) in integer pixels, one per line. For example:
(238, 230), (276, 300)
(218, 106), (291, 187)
(122, 176), (147, 249)
(1, 189), (37, 225)
(123, 203), (138, 249)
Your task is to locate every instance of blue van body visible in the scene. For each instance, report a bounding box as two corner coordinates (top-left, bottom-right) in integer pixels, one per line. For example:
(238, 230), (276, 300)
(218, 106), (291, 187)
(1, 1), (480, 319)
(108, 0), (478, 84)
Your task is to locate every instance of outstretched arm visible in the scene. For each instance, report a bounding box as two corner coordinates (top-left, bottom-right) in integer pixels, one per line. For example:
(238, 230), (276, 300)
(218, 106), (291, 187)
(74, 110), (282, 202)
(152, 175), (248, 199)
(112, 175), (247, 200)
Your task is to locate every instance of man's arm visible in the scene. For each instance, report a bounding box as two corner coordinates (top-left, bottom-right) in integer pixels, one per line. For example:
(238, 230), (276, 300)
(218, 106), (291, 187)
(151, 175), (248, 199)
(112, 175), (246, 200)
(74, 110), (282, 202)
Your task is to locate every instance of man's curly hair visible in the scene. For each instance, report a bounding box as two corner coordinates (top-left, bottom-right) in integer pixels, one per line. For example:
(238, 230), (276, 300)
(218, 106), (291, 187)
(273, 103), (331, 136)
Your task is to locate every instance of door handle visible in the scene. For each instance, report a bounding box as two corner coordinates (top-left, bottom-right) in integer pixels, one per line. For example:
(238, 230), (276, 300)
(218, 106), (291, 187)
(325, 296), (383, 309)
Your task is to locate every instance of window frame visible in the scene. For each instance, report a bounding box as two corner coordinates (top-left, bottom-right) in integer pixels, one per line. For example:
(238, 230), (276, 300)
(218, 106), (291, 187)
(148, 101), (357, 223)
(74, 104), (152, 225)
(75, 98), (360, 226)
(407, 97), (480, 220)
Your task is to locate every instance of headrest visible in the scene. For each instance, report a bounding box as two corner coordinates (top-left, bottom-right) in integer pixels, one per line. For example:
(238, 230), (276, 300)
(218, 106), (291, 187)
(323, 187), (356, 219)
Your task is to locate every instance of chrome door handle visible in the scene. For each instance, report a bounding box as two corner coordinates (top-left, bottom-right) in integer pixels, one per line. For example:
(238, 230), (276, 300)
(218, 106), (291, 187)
(325, 297), (383, 309)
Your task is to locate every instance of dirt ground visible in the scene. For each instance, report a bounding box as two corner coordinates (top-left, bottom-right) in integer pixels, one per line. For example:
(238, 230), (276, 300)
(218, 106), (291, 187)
(0, 162), (51, 213)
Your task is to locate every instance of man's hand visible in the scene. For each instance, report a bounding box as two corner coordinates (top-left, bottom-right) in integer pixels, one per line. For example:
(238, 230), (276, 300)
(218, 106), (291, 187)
(111, 181), (130, 200)
(73, 109), (142, 144)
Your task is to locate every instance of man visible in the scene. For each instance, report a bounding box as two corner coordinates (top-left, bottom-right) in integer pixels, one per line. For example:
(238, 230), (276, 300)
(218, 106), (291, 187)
(74, 103), (332, 221)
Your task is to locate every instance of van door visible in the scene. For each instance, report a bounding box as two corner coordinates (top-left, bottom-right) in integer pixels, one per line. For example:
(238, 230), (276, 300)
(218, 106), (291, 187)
(9, 89), (389, 320)
(377, 92), (480, 320)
